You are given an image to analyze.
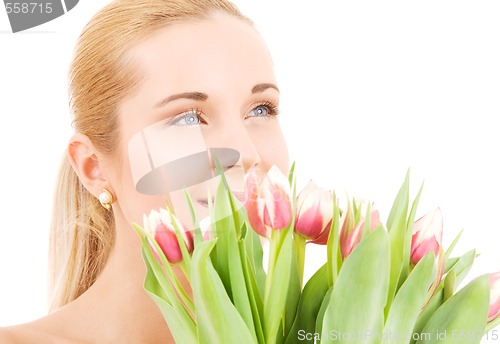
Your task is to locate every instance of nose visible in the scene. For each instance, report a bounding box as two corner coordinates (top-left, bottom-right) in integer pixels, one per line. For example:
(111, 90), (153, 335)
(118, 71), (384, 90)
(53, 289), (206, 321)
(211, 119), (261, 172)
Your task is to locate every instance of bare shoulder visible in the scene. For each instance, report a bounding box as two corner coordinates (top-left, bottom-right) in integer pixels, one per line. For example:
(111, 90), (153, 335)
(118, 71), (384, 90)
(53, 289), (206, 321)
(0, 317), (76, 344)
(0, 327), (18, 344)
(0, 323), (53, 344)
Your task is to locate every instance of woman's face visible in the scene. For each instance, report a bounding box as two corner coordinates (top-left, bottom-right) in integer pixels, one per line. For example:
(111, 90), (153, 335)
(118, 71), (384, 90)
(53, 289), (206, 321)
(107, 14), (289, 228)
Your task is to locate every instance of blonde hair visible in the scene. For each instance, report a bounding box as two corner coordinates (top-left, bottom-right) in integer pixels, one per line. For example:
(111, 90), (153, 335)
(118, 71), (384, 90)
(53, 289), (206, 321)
(49, 0), (249, 312)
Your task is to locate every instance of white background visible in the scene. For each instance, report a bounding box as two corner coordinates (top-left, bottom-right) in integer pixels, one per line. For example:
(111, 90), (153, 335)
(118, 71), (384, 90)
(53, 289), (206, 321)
(1, 0), (499, 339)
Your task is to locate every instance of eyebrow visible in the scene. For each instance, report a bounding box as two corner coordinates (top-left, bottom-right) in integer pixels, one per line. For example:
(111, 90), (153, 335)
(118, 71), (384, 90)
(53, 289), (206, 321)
(154, 92), (208, 108)
(154, 83), (279, 108)
(252, 83), (280, 94)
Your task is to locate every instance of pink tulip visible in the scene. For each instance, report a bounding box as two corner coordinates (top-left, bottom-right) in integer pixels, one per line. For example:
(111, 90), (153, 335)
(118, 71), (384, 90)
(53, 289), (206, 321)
(427, 248), (446, 301)
(144, 209), (194, 264)
(244, 166), (292, 237)
(410, 208), (443, 265)
(294, 181), (333, 245)
(199, 216), (212, 241)
(488, 271), (500, 322)
(410, 209), (446, 306)
(244, 168), (267, 236)
(340, 208), (381, 259)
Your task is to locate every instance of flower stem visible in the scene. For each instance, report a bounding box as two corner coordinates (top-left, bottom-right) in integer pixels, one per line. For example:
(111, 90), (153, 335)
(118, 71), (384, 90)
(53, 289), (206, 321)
(294, 234), (307, 286)
(264, 229), (284, 306)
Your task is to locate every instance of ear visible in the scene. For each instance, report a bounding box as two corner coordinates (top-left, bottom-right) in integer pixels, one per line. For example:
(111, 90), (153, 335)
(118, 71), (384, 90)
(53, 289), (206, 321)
(67, 133), (109, 198)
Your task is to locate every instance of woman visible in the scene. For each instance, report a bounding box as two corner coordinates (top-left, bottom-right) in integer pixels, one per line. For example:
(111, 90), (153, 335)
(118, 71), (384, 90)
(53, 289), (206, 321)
(0, 0), (289, 342)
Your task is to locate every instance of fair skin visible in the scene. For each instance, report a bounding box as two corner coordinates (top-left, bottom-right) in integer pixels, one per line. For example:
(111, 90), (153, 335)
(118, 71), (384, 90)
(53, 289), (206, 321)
(0, 14), (288, 344)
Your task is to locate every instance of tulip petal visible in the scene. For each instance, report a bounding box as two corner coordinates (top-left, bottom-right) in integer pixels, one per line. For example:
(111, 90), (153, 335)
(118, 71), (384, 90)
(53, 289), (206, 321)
(144, 208), (194, 264)
(247, 198), (268, 237)
(410, 235), (441, 265)
(244, 168), (260, 207)
(369, 209), (381, 230)
(296, 180), (316, 209)
(295, 181), (333, 243)
(244, 168), (268, 237)
(261, 166), (292, 230)
(339, 207), (380, 259)
(295, 206), (324, 239)
(410, 208), (443, 266)
(489, 272), (500, 322)
(155, 223), (183, 264)
(412, 208), (443, 246)
(309, 219), (331, 245)
(199, 216), (212, 241)
(263, 200), (290, 231)
(342, 219), (365, 259)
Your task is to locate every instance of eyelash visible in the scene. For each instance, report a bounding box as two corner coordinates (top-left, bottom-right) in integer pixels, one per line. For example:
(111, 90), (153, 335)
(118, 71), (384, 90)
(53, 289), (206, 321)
(165, 101), (280, 126)
(165, 108), (206, 126)
(247, 101), (280, 120)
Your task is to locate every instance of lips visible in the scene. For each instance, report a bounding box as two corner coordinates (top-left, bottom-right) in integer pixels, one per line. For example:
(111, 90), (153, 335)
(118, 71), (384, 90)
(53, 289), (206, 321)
(197, 199), (211, 208)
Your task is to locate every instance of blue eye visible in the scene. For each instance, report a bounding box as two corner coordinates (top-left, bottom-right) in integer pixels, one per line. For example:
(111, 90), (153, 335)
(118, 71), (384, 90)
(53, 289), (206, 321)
(251, 105), (269, 117)
(168, 110), (205, 126)
(247, 103), (278, 118)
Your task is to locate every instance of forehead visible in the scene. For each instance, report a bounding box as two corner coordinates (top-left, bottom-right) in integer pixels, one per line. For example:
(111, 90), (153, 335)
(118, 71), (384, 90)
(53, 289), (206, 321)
(125, 14), (276, 100)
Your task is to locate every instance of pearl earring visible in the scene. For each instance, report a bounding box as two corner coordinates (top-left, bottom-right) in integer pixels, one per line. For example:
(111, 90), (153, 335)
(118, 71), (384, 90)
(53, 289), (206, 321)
(99, 189), (114, 210)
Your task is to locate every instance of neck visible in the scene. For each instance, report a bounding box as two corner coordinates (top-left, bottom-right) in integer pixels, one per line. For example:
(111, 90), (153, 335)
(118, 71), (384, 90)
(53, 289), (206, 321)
(49, 214), (177, 343)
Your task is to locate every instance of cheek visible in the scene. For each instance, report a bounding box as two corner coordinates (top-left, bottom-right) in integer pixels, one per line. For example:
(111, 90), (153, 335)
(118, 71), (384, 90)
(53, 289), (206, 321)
(120, 185), (168, 226)
(254, 121), (289, 171)
(116, 148), (204, 228)
(114, 150), (170, 225)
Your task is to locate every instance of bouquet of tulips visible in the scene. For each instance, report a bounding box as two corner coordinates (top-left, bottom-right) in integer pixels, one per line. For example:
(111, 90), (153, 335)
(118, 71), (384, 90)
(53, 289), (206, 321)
(134, 164), (500, 343)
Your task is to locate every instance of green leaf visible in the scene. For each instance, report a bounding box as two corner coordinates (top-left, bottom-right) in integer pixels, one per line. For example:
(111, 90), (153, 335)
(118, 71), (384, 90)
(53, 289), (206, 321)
(239, 238), (265, 344)
(213, 174), (261, 341)
(412, 290), (444, 343)
(143, 255), (197, 344)
(447, 249), (476, 288)
(386, 169), (410, 230)
(412, 250), (477, 340)
(443, 270), (456, 302)
(293, 234), (307, 287)
(240, 218), (247, 239)
(213, 179), (235, 297)
(227, 227), (258, 342)
(445, 228), (464, 259)
(134, 224), (194, 312)
(315, 286), (333, 339)
(445, 257), (459, 274)
(279, 246), (302, 343)
(416, 274), (490, 344)
(264, 228), (293, 344)
(326, 196), (341, 287)
(428, 250), (477, 312)
(140, 239), (197, 343)
(486, 316), (500, 332)
(284, 264), (329, 344)
(353, 199), (362, 224)
(244, 222), (266, 298)
(382, 252), (435, 344)
(147, 292), (198, 344)
(183, 189), (203, 246)
(192, 239), (257, 344)
(321, 227), (390, 344)
(385, 171), (410, 317)
(362, 202), (372, 238)
(207, 189), (219, 267)
(398, 181), (424, 290)
(288, 161), (296, 186)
